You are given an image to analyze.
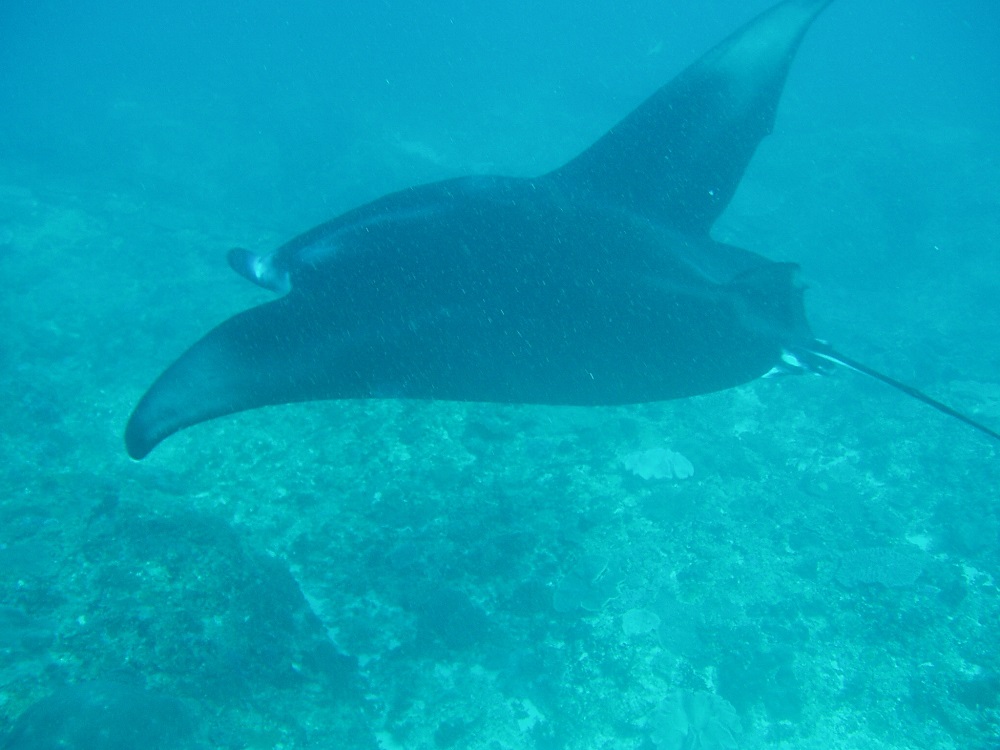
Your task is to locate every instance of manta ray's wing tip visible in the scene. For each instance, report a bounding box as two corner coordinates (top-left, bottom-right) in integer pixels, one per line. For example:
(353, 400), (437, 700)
(124, 415), (154, 460)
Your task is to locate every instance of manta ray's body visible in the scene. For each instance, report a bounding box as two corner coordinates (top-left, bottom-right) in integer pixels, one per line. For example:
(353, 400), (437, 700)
(125, 0), (998, 460)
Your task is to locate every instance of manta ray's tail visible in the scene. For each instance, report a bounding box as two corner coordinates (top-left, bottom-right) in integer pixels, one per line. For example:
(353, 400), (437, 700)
(803, 342), (1000, 444)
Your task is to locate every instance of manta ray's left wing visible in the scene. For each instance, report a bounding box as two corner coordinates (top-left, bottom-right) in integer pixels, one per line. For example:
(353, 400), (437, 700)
(546, 0), (834, 234)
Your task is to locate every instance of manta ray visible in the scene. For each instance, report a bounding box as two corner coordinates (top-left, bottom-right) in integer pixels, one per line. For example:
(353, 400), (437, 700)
(125, 0), (999, 460)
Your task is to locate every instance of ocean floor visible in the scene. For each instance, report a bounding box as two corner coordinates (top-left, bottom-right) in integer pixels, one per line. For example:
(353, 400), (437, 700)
(1, 120), (998, 749)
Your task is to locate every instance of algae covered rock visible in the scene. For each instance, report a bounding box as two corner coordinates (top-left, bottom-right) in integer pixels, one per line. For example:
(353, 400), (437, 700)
(3, 681), (196, 750)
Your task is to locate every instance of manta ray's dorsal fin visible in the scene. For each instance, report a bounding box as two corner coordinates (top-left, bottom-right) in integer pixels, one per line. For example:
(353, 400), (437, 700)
(545, 0), (834, 234)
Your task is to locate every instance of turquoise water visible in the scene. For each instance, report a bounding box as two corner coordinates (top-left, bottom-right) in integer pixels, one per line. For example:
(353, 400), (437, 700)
(1, 1), (999, 748)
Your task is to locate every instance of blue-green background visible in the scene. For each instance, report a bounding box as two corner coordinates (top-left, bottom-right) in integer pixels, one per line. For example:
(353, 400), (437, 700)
(1, 1), (998, 748)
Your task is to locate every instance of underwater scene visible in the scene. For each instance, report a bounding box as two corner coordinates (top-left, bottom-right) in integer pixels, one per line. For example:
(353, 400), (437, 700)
(1, 0), (998, 748)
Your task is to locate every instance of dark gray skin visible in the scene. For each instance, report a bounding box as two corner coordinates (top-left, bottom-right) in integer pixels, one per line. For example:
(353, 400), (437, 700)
(125, 0), (1000, 460)
(126, 175), (812, 459)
